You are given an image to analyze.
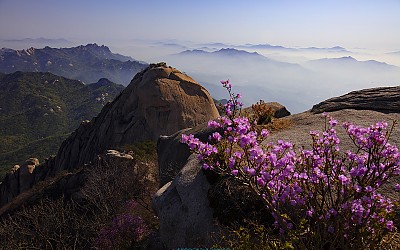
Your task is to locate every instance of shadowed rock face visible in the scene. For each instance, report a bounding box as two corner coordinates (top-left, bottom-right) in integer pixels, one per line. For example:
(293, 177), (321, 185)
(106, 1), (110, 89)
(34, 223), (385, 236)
(0, 158), (40, 206)
(153, 155), (218, 249)
(157, 125), (218, 187)
(311, 86), (400, 114)
(0, 62), (219, 207)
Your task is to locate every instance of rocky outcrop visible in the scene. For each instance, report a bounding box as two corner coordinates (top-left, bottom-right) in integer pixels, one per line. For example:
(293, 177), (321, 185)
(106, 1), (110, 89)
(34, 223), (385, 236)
(0, 63), (219, 207)
(243, 101), (291, 118)
(311, 86), (400, 113)
(267, 102), (291, 118)
(153, 155), (218, 249)
(0, 150), (136, 217)
(157, 124), (218, 186)
(157, 101), (290, 187)
(154, 91), (400, 247)
(0, 158), (39, 206)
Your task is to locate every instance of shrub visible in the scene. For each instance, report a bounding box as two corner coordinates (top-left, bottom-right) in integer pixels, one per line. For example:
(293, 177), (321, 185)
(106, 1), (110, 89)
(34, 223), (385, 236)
(95, 201), (150, 250)
(0, 151), (159, 249)
(182, 80), (400, 249)
(119, 141), (157, 161)
(251, 100), (274, 125)
(215, 221), (295, 250)
(0, 198), (92, 249)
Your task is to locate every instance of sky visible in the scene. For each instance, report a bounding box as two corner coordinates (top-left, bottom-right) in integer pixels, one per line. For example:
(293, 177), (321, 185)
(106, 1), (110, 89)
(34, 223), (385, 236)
(1, 0), (400, 51)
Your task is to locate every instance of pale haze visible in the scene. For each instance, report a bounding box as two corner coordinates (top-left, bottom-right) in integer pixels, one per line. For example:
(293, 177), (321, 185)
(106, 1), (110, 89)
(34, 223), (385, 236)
(1, 0), (400, 113)
(1, 0), (400, 50)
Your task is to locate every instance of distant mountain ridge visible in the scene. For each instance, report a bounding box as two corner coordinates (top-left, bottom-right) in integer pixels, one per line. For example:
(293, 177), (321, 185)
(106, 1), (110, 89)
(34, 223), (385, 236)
(305, 56), (400, 71)
(0, 38), (74, 49)
(194, 42), (350, 53)
(173, 48), (304, 68)
(0, 71), (125, 174)
(178, 48), (267, 60)
(0, 43), (148, 85)
(302, 46), (347, 52)
(388, 51), (400, 55)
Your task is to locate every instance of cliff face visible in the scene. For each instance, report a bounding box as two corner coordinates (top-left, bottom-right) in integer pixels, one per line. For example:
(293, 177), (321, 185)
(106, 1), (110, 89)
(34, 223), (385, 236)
(0, 63), (219, 207)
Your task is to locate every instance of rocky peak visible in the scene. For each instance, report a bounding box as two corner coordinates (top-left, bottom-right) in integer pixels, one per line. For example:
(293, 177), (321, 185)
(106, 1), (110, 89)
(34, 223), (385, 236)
(24, 47), (36, 56)
(92, 78), (114, 87)
(81, 43), (111, 53)
(0, 63), (219, 207)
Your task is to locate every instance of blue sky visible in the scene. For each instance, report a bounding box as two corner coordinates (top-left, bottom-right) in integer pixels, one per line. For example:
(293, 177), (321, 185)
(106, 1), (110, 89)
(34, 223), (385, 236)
(0, 0), (399, 50)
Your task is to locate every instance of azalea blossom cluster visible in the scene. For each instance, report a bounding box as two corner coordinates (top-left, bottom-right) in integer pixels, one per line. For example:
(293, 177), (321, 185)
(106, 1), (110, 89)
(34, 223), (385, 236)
(181, 80), (400, 248)
(95, 201), (149, 249)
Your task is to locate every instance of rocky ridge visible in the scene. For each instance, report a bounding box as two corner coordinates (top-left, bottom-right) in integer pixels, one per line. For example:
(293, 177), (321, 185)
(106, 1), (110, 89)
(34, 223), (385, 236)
(0, 43), (148, 85)
(0, 150), (136, 217)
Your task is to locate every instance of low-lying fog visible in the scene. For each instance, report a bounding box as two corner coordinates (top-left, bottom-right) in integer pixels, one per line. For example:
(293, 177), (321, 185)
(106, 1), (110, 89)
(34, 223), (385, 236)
(119, 41), (399, 114)
(3, 39), (399, 114)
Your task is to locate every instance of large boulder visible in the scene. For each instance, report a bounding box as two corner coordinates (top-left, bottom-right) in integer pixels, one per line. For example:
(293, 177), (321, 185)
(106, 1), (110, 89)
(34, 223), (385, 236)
(311, 86), (400, 113)
(153, 155), (219, 249)
(157, 124), (218, 186)
(242, 101), (291, 118)
(266, 102), (291, 118)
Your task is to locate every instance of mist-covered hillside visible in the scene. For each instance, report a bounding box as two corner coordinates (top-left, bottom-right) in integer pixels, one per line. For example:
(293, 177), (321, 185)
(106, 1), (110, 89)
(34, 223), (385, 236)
(158, 46), (400, 113)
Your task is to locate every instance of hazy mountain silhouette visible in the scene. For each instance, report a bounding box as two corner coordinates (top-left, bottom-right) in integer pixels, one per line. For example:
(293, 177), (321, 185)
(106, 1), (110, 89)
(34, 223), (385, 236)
(305, 56), (399, 70)
(162, 48), (399, 113)
(1, 37), (72, 45)
(0, 37), (74, 49)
